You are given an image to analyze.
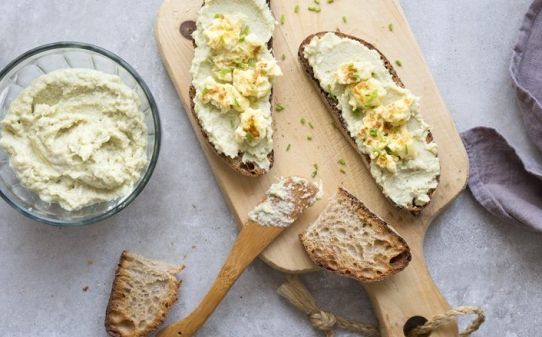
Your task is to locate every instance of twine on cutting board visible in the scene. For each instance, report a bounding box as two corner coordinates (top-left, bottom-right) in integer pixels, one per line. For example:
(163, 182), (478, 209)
(277, 275), (485, 337)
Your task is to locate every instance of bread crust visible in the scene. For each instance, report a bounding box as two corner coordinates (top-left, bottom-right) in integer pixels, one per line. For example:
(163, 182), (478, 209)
(300, 188), (411, 282)
(298, 31), (439, 213)
(105, 251), (183, 337)
(189, 0), (275, 177)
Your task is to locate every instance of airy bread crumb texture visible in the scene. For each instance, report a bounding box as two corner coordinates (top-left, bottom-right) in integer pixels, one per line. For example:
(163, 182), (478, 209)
(105, 251), (184, 337)
(301, 188), (411, 282)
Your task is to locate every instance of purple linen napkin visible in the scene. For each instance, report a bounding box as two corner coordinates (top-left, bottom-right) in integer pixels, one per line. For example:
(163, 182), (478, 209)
(462, 128), (542, 229)
(461, 0), (542, 229)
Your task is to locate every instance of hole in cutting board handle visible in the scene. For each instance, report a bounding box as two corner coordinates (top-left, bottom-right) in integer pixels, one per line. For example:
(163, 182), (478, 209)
(403, 315), (430, 337)
(180, 21), (196, 42)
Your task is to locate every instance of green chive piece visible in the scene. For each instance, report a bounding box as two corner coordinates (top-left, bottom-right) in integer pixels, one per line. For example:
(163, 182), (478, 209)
(300, 117), (306, 125)
(314, 0), (320, 4)
(294, 4), (300, 13)
(280, 14), (285, 25)
(369, 128), (378, 137)
(388, 23), (394, 32)
(327, 0), (334, 3)
(281, 54), (286, 61)
(340, 168), (346, 174)
(337, 159), (346, 166)
(307, 136), (313, 141)
(275, 103), (285, 112)
(395, 60), (402, 67)
(308, 122), (314, 129)
(308, 6), (321, 13)
(286, 144), (291, 151)
(342, 16), (347, 23)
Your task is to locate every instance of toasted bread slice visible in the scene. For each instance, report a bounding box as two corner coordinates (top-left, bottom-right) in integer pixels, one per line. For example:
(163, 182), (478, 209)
(300, 188), (411, 282)
(105, 251), (184, 337)
(299, 32), (440, 213)
(189, 0), (277, 177)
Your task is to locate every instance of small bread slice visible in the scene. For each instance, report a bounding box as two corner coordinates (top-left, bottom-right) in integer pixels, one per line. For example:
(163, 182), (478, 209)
(105, 251), (184, 337)
(299, 32), (440, 213)
(300, 188), (411, 282)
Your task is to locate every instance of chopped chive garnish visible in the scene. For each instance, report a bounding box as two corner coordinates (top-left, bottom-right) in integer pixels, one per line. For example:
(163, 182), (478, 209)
(280, 14), (285, 25)
(230, 119), (235, 129)
(337, 159), (346, 166)
(369, 128), (378, 137)
(308, 122), (314, 129)
(281, 54), (286, 61)
(294, 4), (300, 13)
(327, 0), (334, 3)
(311, 163), (319, 178)
(388, 23), (394, 32)
(314, 0), (320, 4)
(340, 168), (346, 174)
(395, 60), (402, 67)
(307, 136), (313, 141)
(342, 16), (347, 23)
(300, 117), (306, 125)
(286, 144), (291, 151)
(308, 6), (321, 13)
(275, 103), (285, 111)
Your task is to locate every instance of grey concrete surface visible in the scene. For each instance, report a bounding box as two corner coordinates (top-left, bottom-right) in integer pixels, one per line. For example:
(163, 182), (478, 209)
(0, 1), (540, 336)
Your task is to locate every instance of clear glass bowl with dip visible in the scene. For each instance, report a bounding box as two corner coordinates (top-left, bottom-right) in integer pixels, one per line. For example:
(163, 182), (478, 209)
(0, 42), (161, 226)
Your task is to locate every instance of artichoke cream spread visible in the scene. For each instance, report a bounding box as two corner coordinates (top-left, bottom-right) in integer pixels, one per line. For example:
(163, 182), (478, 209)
(0, 69), (147, 211)
(304, 33), (440, 208)
(191, 0), (281, 170)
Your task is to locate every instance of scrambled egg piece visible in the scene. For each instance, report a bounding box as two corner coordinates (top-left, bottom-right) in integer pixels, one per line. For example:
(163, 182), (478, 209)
(235, 108), (269, 145)
(199, 78), (249, 113)
(212, 66), (234, 83)
(348, 78), (387, 111)
(336, 62), (374, 85)
(204, 14), (245, 51)
(359, 107), (416, 174)
(233, 60), (282, 98)
(375, 94), (414, 126)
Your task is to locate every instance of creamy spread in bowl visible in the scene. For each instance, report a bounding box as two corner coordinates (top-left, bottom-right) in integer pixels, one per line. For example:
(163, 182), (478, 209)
(0, 68), (148, 211)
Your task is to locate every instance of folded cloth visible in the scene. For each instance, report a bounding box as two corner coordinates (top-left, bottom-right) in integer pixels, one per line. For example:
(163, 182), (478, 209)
(461, 0), (542, 230)
(461, 128), (542, 229)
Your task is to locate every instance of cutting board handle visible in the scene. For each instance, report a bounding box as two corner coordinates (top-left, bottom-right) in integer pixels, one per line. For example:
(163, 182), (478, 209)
(364, 242), (458, 337)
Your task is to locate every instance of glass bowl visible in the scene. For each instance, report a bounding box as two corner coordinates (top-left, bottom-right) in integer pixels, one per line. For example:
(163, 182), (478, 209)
(0, 42), (161, 226)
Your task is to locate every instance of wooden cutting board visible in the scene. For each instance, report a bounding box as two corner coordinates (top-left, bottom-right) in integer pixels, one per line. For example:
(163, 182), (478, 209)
(156, 1), (468, 335)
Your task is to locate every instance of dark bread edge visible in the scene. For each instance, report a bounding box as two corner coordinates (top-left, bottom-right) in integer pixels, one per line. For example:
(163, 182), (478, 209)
(298, 31), (439, 214)
(188, 0), (275, 177)
(299, 188), (412, 283)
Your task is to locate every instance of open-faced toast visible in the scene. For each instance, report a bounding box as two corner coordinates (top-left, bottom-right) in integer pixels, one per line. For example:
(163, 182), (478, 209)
(189, 0), (280, 177)
(299, 32), (440, 213)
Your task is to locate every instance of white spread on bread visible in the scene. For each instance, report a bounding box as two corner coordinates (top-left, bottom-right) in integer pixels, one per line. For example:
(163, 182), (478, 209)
(303, 33), (440, 208)
(248, 177), (321, 227)
(191, 0), (281, 170)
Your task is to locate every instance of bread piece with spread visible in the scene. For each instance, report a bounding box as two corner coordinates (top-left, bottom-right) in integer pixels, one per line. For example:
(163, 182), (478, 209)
(190, 0), (281, 176)
(299, 32), (440, 212)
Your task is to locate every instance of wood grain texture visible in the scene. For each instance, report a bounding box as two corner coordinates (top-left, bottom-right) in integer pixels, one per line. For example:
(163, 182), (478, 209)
(156, 1), (468, 336)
